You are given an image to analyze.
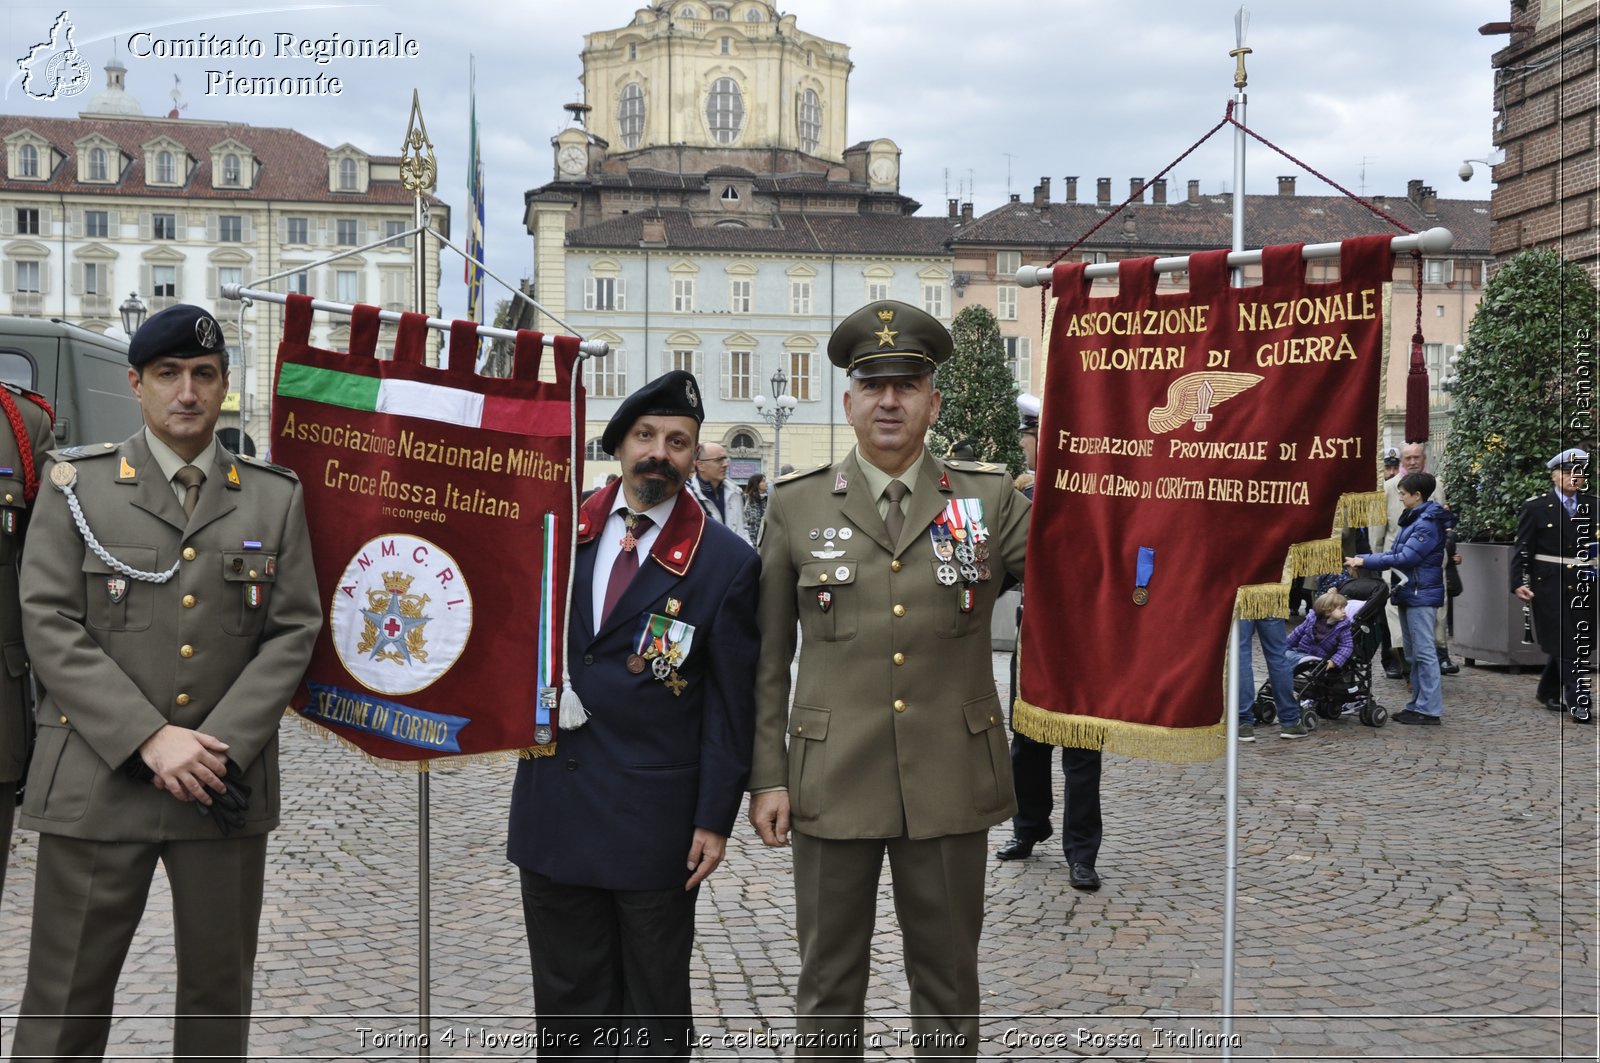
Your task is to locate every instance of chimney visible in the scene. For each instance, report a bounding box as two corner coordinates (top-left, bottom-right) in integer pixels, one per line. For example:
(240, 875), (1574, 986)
(1407, 178), (1425, 204)
(1096, 178), (1111, 205)
(1420, 185), (1438, 216)
(1187, 179), (1201, 205)
(1277, 175), (1296, 196)
(1032, 176), (1051, 208)
(1152, 178), (1168, 204)
(1129, 178), (1145, 202)
(960, 201), (974, 222)
(640, 217), (666, 244)
(948, 198), (959, 218)
(1064, 176), (1078, 203)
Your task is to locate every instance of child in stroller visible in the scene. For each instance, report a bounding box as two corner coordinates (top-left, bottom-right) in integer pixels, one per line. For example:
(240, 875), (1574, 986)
(1255, 578), (1390, 728)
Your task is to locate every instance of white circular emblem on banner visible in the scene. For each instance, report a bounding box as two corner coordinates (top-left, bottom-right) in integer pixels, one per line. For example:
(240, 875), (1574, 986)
(330, 534), (473, 695)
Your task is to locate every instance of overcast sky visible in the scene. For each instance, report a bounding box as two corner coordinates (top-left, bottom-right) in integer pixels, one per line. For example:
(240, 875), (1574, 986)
(4, 0), (1507, 317)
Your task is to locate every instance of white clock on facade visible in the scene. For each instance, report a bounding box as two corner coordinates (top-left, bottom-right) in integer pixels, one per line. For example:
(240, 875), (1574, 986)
(558, 145), (587, 174)
(869, 156), (896, 184)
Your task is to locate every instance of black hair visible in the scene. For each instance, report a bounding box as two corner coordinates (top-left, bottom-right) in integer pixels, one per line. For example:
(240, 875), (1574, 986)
(1398, 471), (1435, 499)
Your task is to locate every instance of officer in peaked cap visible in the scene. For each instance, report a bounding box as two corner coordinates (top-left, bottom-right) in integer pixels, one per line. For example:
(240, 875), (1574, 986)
(1513, 446), (1597, 722)
(1383, 447), (1401, 480)
(11, 303), (321, 1059)
(751, 298), (1031, 1059)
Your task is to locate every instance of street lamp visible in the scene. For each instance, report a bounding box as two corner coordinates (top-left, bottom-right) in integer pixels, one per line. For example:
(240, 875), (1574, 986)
(119, 291), (148, 336)
(753, 367), (799, 476)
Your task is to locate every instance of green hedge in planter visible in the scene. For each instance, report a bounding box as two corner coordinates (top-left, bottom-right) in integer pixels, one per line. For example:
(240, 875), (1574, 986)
(1443, 249), (1598, 541)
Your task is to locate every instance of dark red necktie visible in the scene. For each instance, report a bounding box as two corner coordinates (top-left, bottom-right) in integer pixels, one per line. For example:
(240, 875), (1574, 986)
(601, 513), (652, 625)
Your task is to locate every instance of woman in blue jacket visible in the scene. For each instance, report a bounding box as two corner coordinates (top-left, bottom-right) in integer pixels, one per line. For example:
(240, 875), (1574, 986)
(1345, 471), (1453, 725)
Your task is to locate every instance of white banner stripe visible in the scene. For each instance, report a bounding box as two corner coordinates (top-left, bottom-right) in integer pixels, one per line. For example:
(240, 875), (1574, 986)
(375, 379), (485, 427)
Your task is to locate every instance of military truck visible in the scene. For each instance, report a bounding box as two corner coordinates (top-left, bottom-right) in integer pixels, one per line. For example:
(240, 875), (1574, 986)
(0, 316), (143, 445)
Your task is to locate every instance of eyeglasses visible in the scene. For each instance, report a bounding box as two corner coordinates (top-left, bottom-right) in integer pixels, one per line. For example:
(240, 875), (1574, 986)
(698, 456), (731, 464)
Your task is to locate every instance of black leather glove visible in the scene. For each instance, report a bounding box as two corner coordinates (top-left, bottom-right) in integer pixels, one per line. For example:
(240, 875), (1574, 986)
(197, 759), (252, 837)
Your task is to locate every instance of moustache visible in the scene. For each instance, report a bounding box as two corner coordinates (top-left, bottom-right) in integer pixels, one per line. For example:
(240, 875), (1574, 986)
(631, 459), (682, 483)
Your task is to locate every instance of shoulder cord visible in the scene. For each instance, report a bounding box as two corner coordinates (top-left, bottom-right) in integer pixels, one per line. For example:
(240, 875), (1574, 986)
(0, 388), (52, 504)
(57, 479), (181, 583)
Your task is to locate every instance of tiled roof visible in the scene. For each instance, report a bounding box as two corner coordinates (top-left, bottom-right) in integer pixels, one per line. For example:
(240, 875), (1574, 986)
(566, 210), (958, 255)
(530, 168), (896, 199)
(0, 113), (442, 205)
(952, 191), (1492, 256)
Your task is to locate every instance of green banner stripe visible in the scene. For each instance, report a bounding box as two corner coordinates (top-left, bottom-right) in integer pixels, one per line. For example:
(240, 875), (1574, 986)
(278, 362), (381, 410)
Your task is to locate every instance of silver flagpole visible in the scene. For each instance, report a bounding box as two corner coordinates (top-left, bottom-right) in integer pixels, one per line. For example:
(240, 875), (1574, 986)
(399, 89), (437, 1061)
(1221, 8), (1250, 1058)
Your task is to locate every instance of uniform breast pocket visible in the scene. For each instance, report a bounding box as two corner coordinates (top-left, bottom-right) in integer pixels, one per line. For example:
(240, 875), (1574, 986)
(221, 551), (277, 636)
(83, 546), (158, 632)
(797, 561), (857, 642)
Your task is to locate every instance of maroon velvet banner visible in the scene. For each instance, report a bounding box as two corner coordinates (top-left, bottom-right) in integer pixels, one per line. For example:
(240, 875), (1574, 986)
(1015, 236), (1393, 761)
(270, 295), (583, 762)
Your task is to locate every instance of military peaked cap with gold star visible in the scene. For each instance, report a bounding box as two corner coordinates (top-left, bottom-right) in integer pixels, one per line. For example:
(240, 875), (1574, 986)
(826, 299), (953, 379)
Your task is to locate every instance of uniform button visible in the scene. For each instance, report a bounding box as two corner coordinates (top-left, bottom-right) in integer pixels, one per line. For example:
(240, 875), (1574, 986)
(3, 493), (11, 503)
(893, 604), (906, 617)
(248, 570), (259, 579)
(182, 595), (196, 608)
(989, 715), (998, 725)
(894, 699), (906, 712)
(891, 559), (903, 572)
(565, 759), (579, 771)
(893, 652), (905, 665)
(795, 725), (804, 734)
(180, 644), (195, 658)
(176, 693), (191, 706)
(182, 547), (197, 561)
(819, 573), (829, 583)
(583, 653), (594, 665)
(58, 714), (67, 724)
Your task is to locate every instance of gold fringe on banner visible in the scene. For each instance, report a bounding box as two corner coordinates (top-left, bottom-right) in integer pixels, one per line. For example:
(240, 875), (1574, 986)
(1233, 582), (1290, 620)
(1286, 537), (1343, 579)
(1337, 490), (1388, 531)
(1012, 699), (1225, 764)
(286, 707), (557, 771)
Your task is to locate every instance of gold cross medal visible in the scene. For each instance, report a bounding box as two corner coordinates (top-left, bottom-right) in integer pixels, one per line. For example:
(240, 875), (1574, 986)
(620, 511), (642, 553)
(635, 614), (695, 695)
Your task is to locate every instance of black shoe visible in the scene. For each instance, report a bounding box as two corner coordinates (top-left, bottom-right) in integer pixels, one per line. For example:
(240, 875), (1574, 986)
(996, 835), (1042, 861)
(1541, 696), (1566, 711)
(1572, 707), (1593, 725)
(1438, 655), (1460, 676)
(1381, 654), (1404, 680)
(1069, 862), (1101, 891)
(1393, 709), (1441, 726)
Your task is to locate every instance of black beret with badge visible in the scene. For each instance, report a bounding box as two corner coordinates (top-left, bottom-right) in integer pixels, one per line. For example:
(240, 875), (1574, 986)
(827, 299), (953, 379)
(128, 303), (228, 367)
(600, 369), (706, 455)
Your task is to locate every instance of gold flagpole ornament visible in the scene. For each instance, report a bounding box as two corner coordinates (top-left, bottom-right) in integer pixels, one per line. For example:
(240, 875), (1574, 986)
(400, 89), (437, 194)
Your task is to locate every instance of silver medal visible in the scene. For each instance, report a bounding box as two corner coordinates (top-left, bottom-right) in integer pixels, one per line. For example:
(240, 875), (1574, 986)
(936, 563), (958, 587)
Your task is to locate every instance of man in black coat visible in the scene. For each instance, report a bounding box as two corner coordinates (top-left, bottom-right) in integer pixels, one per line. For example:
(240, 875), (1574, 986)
(1511, 447), (1597, 723)
(506, 371), (759, 1058)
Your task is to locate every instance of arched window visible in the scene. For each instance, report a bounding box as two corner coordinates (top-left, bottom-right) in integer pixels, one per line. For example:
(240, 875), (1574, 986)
(88, 147), (107, 181)
(156, 150), (175, 183)
(798, 89), (821, 154)
(584, 437), (608, 460)
(223, 153), (241, 185)
(712, 6), (728, 18)
(706, 77), (744, 145)
(339, 157), (358, 191)
(720, 185), (739, 203)
(18, 144), (37, 178)
(746, 7), (763, 20)
(619, 83), (646, 150)
(730, 431), (757, 450)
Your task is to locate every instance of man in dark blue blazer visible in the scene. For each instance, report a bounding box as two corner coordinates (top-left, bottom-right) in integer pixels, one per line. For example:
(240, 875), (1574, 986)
(507, 370), (759, 1059)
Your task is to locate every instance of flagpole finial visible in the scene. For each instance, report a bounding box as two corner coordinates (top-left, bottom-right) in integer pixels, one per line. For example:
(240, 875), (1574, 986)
(401, 89), (438, 194)
(1230, 7), (1252, 90)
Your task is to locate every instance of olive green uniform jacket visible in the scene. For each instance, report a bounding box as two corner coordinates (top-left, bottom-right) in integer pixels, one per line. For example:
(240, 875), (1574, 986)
(751, 449), (1029, 840)
(19, 433), (321, 840)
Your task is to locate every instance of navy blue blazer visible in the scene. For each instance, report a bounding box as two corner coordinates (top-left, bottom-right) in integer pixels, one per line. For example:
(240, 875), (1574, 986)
(507, 482), (760, 891)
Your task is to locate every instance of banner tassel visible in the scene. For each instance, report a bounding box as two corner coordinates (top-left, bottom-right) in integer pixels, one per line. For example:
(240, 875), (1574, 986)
(558, 351), (590, 731)
(1286, 537), (1343, 579)
(1234, 582), (1290, 621)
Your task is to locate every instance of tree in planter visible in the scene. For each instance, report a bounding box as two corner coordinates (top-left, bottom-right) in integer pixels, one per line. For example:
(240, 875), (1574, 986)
(1443, 249), (1599, 541)
(931, 305), (1026, 476)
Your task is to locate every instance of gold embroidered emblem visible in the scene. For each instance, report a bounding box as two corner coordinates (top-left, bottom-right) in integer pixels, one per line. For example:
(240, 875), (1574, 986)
(118, 456), (136, 479)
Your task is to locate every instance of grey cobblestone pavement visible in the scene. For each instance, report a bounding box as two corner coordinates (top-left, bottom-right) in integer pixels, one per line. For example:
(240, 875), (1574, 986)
(1, 652), (1596, 1061)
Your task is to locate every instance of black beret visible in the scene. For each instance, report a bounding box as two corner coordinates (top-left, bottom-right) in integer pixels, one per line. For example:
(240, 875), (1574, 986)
(128, 304), (228, 367)
(826, 300), (952, 379)
(601, 370), (705, 454)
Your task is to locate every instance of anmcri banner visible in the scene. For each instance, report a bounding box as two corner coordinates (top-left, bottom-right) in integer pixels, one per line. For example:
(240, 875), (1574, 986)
(271, 294), (582, 762)
(1016, 236), (1393, 762)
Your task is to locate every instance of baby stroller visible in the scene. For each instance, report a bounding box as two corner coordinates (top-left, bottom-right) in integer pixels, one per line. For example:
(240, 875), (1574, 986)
(1253, 575), (1390, 728)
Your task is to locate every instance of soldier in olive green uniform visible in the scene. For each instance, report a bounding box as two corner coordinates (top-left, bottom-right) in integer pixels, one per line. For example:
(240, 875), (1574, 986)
(748, 301), (1029, 1060)
(11, 304), (321, 1062)
(0, 383), (56, 901)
